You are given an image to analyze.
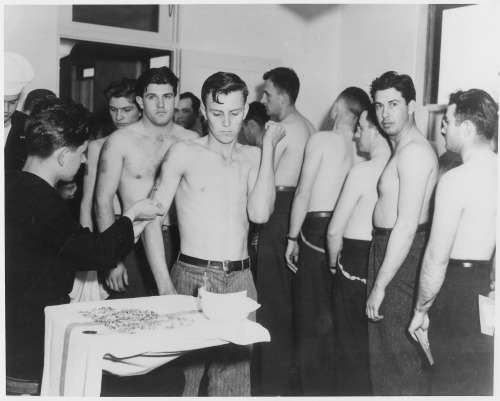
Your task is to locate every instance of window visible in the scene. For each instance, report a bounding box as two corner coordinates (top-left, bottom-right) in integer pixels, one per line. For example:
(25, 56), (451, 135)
(424, 4), (498, 105)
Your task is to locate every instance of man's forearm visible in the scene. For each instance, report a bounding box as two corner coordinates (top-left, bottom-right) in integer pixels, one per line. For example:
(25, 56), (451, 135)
(326, 230), (343, 266)
(143, 218), (174, 294)
(95, 197), (117, 233)
(288, 190), (310, 238)
(248, 143), (276, 223)
(415, 252), (448, 312)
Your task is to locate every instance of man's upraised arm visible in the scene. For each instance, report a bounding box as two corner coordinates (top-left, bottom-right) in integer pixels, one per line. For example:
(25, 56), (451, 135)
(247, 121), (286, 224)
(143, 142), (186, 295)
(94, 136), (123, 232)
(80, 140), (101, 230)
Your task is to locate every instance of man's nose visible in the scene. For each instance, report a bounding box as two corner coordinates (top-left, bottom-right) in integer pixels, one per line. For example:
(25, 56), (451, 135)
(222, 114), (230, 127)
(116, 110), (124, 120)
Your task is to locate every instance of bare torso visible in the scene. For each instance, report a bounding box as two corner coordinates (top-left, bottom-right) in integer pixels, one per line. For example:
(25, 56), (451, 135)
(374, 129), (438, 228)
(448, 153), (497, 259)
(344, 156), (390, 240)
(117, 122), (198, 209)
(173, 138), (260, 260)
(308, 129), (354, 211)
(274, 111), (315, 186)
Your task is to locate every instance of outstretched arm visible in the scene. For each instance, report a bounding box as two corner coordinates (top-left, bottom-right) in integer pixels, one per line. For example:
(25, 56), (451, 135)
(408, 173), (462, 342)
(143, 143), (186, 295)
(247, 121), (286, 224)
(367, 146), (436, 321)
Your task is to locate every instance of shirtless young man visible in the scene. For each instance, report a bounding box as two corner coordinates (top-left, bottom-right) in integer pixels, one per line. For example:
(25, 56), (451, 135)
(142, 71), (286, 396)
(408, 89), (497, 396)
(94, 67), (198, 298)
(284, 87), (370, 395)
(326, 104), (392, 396)
(365, 71), (438, 395)
(253, 67), (315, 396)
(71, 78), (141, 302)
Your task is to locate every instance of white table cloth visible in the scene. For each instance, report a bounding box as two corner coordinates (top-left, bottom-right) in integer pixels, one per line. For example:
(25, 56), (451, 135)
(41, 294), (269, 396)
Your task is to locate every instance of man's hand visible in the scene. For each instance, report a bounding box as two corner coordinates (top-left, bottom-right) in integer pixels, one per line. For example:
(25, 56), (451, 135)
(366, 285), (385, 321)
(263, 121), (286, 147)
(126, 198), (166, 221)
(285, 239), (299, 273)
(408, 309), (430, 346)
(106, 261), (128, 292)
(58, 181), (77, 200)
(158, 281), (178, 296)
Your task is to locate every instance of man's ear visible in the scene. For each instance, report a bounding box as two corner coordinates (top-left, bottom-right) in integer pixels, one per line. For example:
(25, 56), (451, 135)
(463, 120), (475, 138)
(56, 147), (69, 167)
(243, 102), (249, 120)
(136, 96), (144, 110)
(408, 99), (416, 115)
(200, 103), (207, 120)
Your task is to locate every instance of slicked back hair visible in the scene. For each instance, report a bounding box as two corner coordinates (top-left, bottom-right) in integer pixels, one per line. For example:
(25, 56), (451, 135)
(135, 66), (179, 98)
(263, 67), (300, 104)
(338, 87), (371, 118)
(370, 71), (416, 104)
(179, 92), (201, 114)
(25, 97), (95, 159)
(449, 89), (498, 141)
(201, 72), (248, 107)
(104, 77), (137, 102)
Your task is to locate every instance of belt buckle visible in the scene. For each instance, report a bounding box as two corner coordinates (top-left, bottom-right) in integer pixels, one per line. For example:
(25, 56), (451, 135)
(222, 260), (230, 273)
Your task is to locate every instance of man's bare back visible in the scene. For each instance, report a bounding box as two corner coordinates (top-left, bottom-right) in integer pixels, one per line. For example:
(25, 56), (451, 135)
(307, 128), (354, 211)
(443, 152), (497, 259)
(162, 137), (262, 261)
(374, 128), (438, 228)
(274, 110), (315, 186)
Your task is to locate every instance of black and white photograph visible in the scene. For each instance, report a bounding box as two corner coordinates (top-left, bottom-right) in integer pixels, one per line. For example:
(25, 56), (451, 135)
(3, 1), (498, 397)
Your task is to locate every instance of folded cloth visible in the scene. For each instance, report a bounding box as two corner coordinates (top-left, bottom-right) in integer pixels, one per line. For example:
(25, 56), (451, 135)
(41, 295), (270, 396)
(199, 288), (261, 322)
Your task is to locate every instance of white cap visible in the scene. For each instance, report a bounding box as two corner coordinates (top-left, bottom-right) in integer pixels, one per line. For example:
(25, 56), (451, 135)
(4, 52), (35, 96)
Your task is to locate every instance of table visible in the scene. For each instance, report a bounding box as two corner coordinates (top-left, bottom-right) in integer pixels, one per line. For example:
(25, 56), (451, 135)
(41, 295), (270, 396)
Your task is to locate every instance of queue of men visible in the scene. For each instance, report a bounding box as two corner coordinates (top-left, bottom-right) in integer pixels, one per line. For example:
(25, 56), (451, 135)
(4, 49), (497, 397)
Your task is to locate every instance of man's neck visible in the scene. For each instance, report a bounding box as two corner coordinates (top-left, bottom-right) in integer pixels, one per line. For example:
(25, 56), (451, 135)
(4, 118), (12, 129)
(392, 120), (418, 149)
(206, 134), (238, 160)
(22, 156), (58, 187)
(277, 104), (298, 123)
(370, 137), (392, 161)
(141, 118), (173, 139)
(461, 142), (494, 163)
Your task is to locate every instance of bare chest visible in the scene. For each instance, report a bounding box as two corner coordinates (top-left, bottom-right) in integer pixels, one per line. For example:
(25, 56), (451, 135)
(124, 138), (175, 181)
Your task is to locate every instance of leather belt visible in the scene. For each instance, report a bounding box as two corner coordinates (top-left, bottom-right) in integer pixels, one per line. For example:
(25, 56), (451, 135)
(448, 259), (490, 269)
(276, 186), (295, 192)
(308, 211), (333, 218)
(178, 253), (250, 273)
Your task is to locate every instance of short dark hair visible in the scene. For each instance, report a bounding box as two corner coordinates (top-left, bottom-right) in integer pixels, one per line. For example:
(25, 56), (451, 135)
(135, 66), (179, 98)
(179, 92), (201, 114)
(364, 103), (393, 153)
(25, 97), (96, 159)
(338, 87), (371, 117)
(23, 89), (57, 114)
(370, 71), (416, 104)
(263, 67), (300, 104)
(201, 72), (249, 107)
(104, 77), (137, 102)
(449, 89), (498, 141)
(244, 101), (270, 128)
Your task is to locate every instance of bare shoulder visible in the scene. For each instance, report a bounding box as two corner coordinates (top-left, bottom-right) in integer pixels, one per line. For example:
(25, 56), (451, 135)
(398, 136), (437, 167)
(282, 112), (315, 139)
(237, 142), (261, 162)
(172, 124), (200, 141)
(88, 137), (106, 154)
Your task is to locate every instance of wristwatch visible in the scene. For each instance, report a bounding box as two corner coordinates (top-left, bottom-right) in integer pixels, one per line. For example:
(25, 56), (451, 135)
(286, 234), (299, 241)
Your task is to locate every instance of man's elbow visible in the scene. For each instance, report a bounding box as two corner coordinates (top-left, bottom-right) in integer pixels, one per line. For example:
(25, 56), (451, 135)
(248, 207), (273, 224)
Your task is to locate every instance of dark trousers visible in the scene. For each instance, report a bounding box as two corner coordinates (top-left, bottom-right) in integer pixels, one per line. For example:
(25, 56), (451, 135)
(292, 211), (335, 396)
(429, 259), (494, 395)
(253, 188), (295, 396)
(367, 224), (431, 395)
(333, 237), (372, 396)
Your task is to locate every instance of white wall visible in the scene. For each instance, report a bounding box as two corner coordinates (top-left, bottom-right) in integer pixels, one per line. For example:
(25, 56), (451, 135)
(4, 5), (59, 108)
(337, 4), (429, 134)
(178, 4), (341, 131)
